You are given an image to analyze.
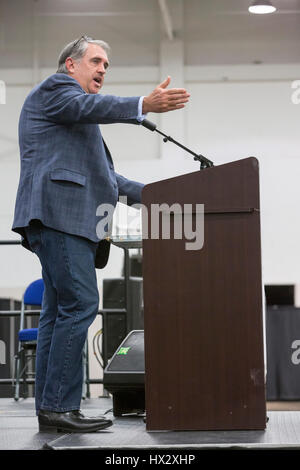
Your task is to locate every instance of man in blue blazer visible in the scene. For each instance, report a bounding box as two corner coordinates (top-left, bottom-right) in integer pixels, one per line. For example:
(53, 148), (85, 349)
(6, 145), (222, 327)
(12, 35), (190, 433)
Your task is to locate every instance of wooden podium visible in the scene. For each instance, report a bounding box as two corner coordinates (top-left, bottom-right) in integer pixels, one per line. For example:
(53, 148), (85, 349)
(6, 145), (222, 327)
(142, 157), (267, 431)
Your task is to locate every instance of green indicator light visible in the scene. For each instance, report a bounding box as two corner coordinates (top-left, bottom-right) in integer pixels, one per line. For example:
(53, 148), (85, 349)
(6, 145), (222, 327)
(117, 347), (131, 355)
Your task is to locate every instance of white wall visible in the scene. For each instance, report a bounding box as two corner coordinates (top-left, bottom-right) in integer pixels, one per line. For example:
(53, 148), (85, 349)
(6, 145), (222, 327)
(1, 63), (300, 394)
(1, 63), (300, 289)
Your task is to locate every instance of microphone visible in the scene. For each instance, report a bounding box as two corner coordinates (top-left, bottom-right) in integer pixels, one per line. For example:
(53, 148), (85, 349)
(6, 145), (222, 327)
(141, 119), (157, 132)
(141, 118), (214, 169)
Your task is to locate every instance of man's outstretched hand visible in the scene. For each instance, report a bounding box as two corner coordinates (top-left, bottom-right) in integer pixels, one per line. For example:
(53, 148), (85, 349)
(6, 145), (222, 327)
(142, 76), (190, 114)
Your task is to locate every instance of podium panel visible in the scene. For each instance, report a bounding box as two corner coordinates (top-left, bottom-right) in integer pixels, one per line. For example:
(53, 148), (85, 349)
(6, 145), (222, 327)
(142, 158), (266, 431)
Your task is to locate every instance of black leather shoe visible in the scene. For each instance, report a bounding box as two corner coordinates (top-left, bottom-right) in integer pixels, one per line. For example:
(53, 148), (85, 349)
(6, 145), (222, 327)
(72, 409), (111, 423)
(38, 409), (113, 433)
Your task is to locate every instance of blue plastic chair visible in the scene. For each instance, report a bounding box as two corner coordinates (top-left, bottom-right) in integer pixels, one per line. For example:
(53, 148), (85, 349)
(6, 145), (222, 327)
(14, 279), (44, 401)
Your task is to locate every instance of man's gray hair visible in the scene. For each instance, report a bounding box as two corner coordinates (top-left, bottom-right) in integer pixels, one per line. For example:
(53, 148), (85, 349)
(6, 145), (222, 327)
(57, 36), (110, 74)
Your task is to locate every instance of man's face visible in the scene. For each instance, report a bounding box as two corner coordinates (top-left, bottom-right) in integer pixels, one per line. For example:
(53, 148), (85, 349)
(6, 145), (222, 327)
(67, 43), (109, 94)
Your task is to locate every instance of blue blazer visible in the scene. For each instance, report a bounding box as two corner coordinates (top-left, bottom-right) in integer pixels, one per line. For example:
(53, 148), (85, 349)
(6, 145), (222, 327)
(12, 73), (144, 266)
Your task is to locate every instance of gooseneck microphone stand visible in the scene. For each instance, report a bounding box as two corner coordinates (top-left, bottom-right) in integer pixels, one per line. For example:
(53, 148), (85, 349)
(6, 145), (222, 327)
(141, 119), (214, 170)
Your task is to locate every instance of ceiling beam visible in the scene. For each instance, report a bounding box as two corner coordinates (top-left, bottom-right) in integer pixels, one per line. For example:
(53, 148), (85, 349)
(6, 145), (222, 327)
(34, 12), (146, 17)
(158, 0), (174, 41)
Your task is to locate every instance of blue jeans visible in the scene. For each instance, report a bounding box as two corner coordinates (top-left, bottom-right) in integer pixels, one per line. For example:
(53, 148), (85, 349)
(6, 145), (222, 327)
(25, 224), (99, 414)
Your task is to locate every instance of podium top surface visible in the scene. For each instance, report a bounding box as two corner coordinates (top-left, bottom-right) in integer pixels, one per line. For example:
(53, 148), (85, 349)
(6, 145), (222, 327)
(141, 157), (260, 212)
(107, 235), (142, 249)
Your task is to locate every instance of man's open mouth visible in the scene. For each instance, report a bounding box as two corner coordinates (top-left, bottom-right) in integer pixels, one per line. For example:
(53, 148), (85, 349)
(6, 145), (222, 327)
(93, 77), (101, 85)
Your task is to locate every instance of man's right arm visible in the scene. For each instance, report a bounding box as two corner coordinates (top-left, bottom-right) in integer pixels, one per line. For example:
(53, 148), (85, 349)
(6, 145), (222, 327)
(41, 75), (140, 125)
(41, 74), (190, 124)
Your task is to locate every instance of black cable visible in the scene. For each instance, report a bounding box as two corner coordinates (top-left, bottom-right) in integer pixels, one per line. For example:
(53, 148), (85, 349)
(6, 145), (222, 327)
(92, 329), (103, 367)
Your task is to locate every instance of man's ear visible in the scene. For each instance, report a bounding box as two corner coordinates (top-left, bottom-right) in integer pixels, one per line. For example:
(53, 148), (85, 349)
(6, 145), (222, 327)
(65, 57), (75, 74)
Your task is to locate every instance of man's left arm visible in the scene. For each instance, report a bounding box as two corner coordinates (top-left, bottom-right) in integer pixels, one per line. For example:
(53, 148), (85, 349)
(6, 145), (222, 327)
(116, 173), (144, 206)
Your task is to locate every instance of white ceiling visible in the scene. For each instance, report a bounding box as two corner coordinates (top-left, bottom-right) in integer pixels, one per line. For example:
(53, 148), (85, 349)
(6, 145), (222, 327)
(0, 0), (300, 68)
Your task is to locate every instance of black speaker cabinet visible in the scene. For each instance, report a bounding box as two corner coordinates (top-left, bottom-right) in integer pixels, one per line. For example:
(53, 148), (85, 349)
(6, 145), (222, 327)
(103, 330), (145, 416)
(102, 278), (144, 365)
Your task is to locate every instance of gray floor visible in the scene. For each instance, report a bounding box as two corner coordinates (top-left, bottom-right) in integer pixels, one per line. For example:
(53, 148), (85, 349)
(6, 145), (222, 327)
(0, 396), (113, 450)
(46, 412), (300, 450)
(1, 397), (300, 451)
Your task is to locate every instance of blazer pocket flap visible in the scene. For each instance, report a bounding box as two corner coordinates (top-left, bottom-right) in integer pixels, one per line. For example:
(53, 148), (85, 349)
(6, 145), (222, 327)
(50, 169), (86, 186)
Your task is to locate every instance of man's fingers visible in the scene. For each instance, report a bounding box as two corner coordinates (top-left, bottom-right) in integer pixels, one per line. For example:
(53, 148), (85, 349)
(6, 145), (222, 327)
(165, 88), (189, 95)
(166, 104), (186, 111)
(158, 76), (171, 89)
(167, 94), (190, 102)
